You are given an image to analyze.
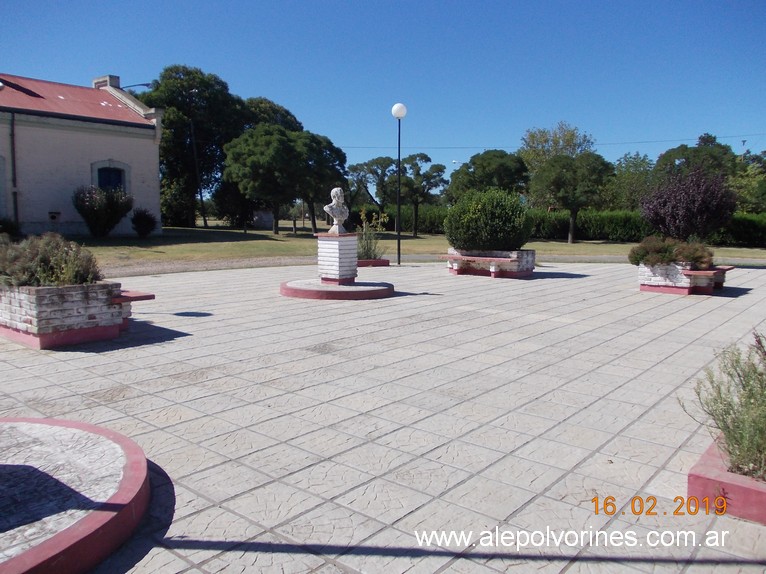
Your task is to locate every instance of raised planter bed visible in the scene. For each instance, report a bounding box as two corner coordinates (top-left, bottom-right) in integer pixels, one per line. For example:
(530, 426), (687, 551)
(0, 283), (154, 349)
(439, 248), (535, 278)
(688, 441), (766, 526)
(639, 263), (734, 295)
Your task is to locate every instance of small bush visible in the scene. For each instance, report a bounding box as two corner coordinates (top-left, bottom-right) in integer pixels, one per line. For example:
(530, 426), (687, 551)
(628, 235), (713, 269)
(444, 188), (531, 251)
(0, 233), (102, 286)
(72, 185), (133, 238)
(357, 208), (388, 260)
(692, 332), (766, 480)
(131, 208), (158, 238)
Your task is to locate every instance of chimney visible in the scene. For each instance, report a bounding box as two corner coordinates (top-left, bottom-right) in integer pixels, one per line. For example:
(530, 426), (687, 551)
(92, 75), (121, 90)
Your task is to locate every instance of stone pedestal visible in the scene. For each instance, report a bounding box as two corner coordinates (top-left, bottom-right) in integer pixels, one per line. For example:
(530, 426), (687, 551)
(317, 233), (358, 285)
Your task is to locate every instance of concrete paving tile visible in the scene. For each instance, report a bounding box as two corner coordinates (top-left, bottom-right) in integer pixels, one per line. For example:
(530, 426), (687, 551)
(332, 442), (416, 475)
(490, 412), (559, 435)
(575, 453), (659, 492)
(385, 458), (472, 497)
(375, 426), (451, 456)
(161, 506), (264, 562)
(178, 460), (272, 503)
(460, 425), (534, 454)
(199, 427), (278, 459)
(513, 438), (592, 470)
(599, 436), (676, 466)
(276, 502), (386, 554)
(444, 476), (537, 521)
(151, 444), (229, 479)
(333, 526), (455, 574)
(222, 481), (324, 529)
(331, 413), (402, 440)
(250, 414), (324, 442)
(411, 412), (482, 439)
(283, 460), (375, 499)
(239, 443), (322, 478)
(286, 427), (365, 458)
(425, 439), (505, 473)
(482, 455), (567, 492)
(367, 401), (434, 425)
(395, 499), (499, 550)
(509, 496), (610, 534)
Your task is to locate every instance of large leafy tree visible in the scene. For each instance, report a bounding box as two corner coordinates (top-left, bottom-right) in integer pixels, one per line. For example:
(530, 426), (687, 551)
(401, 153), (447, 237)
(223, 124), (302, 234)
(597, 152), (655, 210)
(213, 97), (305, 228)
(518, 121), (596, 176)
(729, 150), (766, 213)
(655, 133), (738, 179)
(349, 157), (397, 209)
(641, 166), (737, 241)
(292, 131), (347, 233)
(446, 150), (527, 204)
(140, 65), (248, 227)
(530, 152), (613, 243)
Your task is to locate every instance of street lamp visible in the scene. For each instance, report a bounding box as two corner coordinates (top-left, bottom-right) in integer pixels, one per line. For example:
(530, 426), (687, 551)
(391, 102), (407, 265)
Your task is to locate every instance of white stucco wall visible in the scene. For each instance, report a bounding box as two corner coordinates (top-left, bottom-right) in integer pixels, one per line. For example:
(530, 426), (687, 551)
(0, 111), (161, 236)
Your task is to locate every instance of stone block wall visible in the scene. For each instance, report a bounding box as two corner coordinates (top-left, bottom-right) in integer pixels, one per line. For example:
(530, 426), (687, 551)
(638, 263), (691, 288)
(0, 282), (123, 335)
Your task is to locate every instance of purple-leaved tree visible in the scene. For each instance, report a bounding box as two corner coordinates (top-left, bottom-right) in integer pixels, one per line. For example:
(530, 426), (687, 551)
(641, 167), (736, 241)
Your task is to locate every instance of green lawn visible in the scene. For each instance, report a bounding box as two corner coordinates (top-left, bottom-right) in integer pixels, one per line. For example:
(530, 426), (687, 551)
(82, 226), (766, 269)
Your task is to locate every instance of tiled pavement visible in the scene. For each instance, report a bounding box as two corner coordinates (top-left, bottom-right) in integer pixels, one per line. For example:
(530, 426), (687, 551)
(2, 261), (766, 573)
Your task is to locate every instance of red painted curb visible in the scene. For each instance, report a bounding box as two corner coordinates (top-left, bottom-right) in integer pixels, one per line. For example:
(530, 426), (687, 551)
(0, 325), (122, 350)
(280, 280), (395, 300)
(687, 441), (766, 525)
(0, 418), (150, 574)
(357, 259), (390, 267)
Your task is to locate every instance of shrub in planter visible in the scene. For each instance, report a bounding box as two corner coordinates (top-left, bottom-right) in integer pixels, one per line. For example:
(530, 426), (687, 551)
(444, 188), (531, 251)
(628, 236), (713, 269)
(73, 185), (134, 238)
(131, 208), (158, 239)
(691, 332), (766, 480)
(0, 233), (102, 286)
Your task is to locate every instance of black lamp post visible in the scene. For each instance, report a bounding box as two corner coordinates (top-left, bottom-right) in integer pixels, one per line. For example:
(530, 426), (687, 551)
(391, 103), (407, 265)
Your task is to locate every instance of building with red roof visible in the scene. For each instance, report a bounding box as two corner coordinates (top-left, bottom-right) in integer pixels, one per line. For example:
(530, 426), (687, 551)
(0, 73), (162, 236)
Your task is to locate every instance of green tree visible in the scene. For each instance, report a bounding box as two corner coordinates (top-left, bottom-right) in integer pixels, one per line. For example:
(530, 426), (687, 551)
(244, 97), (303, 132)
(140, 65), (248, 227)
(655, 133), (738, 179)
(729, 151), (766, 213)
(530, 152), (613, 243)
(401, 153), (447, 237)
(223, 124), (302, 234)
(350, 157), (397, 210)
(292, 131), (347, 233)
(598, 152), (655, 210)
(518, 121), (595, 176)
(212, 97), (305, 228)
(446, 150), (527, 204)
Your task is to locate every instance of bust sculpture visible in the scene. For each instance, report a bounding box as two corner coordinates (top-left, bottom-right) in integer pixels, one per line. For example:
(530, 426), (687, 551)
(323, 187), (349, 234)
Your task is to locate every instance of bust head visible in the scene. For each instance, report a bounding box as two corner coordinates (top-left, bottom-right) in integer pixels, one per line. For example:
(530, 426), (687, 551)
(330, 187), (344, 204)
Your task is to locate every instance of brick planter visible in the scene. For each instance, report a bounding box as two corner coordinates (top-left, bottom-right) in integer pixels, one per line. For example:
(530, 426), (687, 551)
(639, 263), (734, 295)
(688, 441), (766, 525)
(0, 281), (124, 349)
(440, 248), (535, 278)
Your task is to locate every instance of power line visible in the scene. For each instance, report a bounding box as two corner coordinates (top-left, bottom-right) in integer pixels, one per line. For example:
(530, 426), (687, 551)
(342, 133), (766, 151)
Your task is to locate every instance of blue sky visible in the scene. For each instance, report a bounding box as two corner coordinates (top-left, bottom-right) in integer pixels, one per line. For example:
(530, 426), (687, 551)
(5, 0), (765, 177)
